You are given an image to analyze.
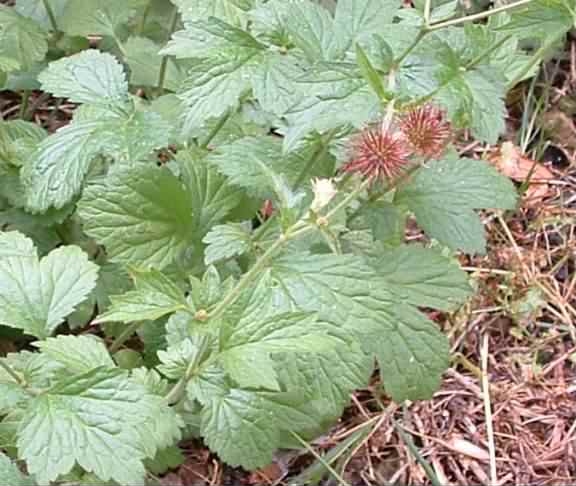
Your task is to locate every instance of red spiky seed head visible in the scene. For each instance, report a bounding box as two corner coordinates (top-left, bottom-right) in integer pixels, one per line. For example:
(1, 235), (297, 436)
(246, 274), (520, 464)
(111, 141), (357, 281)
(399, 104), (451, 159)
(343, 124), (411, 183)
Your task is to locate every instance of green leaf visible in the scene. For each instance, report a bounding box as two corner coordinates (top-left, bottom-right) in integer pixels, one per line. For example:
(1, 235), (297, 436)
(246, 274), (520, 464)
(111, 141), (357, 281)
(78, 164), (195, 269)
(157, 339), (198, 380)
(284, 66), (380, 151)
(38, 50), (128, 105)
(203, 223), (252, 265)
(285, 1), (337, 61)
(178, 48), (259, 135)
(355, 43), (388, 101)
(334, 0), (401, 51)
(0, 120), (46, 171)
(200, 386), (319, 468)
(207, 135), (334, 199)
(124, 36), (184, 92)
(145, 446), (184, 475)
(395, 157), (517, 253)
(218, 312), (339, 390)
(33, 335), (115, 373)
(268, 253), (452, 400)
(24, 105), (172, 212)
(0, 5), (48, 73)
(274, 344), (372, 425)
(162, 17), (264, 58)
(17, 367), (181, 484)
(251, 53), (304, 116)
(23, 119), (113, 211)
(14, 0), (67, 29)
(172, 0), (254, 26)
(58, 0), (136, 36)
(370, 245), (472, 311)
(0, 232), (98, 339)
(177, 151), (243, 237)
(497, 0), (575, 42)
(361, 200), (406, 248)
(248, 0), (292, 46)
(0, 452), (34, 486)
(438, 64), (507, 144)
(0, 363), (27, 411)
(95, 268), (189, 323)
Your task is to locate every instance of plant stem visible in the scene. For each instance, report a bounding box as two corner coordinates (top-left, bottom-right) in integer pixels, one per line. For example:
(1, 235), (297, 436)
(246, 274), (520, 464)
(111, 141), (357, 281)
(165, 178), (371, 406)
(41, 0), (59, 33)
(207, 230), (295, 322)
(0, 360), (23, 386)
(109, 321), (144, 354)
(292, 129), (337, 190)
(19, 91), (30, 119)
(426, 0), (533, 31)
(423, 0), (432, 27)
(199, 109), (232, 149)
(210, 178), (370, 322)
(394, 30), (427, 67)
(137, 0), (153, 35)
(157, 6), (179, 92)
(165, 335), (210, 405)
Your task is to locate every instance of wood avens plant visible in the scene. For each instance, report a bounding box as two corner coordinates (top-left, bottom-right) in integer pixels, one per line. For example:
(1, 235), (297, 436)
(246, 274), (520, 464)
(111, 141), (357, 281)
(1, 0), (574, 483)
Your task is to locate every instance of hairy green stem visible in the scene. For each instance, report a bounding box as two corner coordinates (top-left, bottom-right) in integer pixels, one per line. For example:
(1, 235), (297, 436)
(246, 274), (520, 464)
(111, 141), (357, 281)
(199, 109), (232, 149)
(423, 0), (432, 28)
(109, 321), (144, 354)
(292, 129), (337, 190)
(18, 91), (30, 120)
(157, 6), (179, 92)
(165, 178), (372, 406)
(394, 30), (427, 67)
(137, 0), (153, 35)
(41, 0), (59, 33)
(0, 360), (23, 386)
(165, 335), (210, 405)
(426, 0), (533, 31)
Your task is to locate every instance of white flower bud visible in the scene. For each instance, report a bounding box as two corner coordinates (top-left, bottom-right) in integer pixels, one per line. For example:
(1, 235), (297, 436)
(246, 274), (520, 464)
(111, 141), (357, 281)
(310, 178), (337, 213)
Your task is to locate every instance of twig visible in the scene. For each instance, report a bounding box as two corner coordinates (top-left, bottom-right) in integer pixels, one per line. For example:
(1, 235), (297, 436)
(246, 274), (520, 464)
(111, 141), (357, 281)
(481, 334), (498, 485)
(41, 0), (59, 33)
(290, 431), (351, 486)
(157, 6), (180, 92)
(426, 0), (533, 31)
(109, 321), (144, 354)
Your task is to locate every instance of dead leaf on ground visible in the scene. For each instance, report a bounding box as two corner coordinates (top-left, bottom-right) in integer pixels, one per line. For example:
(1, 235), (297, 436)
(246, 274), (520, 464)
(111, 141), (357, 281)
(541, 110), (576, 152)
(489, 142), (555, 206)
(446, 436), (490, 462)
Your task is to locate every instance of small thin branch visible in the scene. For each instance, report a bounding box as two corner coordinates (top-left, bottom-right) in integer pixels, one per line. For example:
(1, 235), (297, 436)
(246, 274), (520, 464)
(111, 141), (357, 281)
(157, 6), (180, 92)
(292, 129), (337, 190)
(165, 335), (210, 405)
(137, 0), (153, 35)
(109, 321), (144, 354)
(199, 109), (232, 149)
(426, 0), (533, 31)
(41, 0), (59, 33)
(394, 30), (427, 67)
(481, 335), (498, 485)
(424, 0), (432, 27)
(290, 431), (351, 486)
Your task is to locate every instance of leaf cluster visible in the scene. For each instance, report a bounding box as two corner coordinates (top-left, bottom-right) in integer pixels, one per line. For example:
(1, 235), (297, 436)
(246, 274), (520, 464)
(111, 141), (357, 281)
(1, 0), (574, 483)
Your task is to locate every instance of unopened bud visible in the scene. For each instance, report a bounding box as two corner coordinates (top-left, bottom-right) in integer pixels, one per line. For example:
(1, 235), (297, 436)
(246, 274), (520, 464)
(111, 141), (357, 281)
(310, 178), (337, 213)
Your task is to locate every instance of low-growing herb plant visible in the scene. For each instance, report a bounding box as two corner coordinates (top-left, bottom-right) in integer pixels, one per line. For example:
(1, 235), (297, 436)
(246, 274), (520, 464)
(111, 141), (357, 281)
(1, 0), (575, 483)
